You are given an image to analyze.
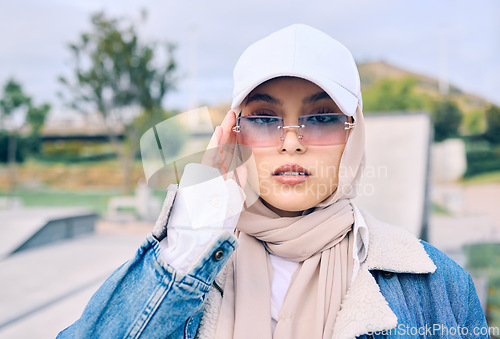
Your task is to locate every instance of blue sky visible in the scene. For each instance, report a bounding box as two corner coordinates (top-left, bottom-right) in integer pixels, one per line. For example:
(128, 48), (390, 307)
(1, 0), (499, 119)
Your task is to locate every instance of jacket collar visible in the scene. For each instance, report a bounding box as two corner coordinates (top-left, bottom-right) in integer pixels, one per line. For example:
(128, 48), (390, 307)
(361, 209), (436, 274)
(332, 208), (436, 338)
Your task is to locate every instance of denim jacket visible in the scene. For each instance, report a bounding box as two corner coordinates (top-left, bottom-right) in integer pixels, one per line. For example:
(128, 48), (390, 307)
(58, 184), (489, 338)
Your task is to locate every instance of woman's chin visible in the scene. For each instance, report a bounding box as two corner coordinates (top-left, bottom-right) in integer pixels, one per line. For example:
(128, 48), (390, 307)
(260, 196), (317, 216)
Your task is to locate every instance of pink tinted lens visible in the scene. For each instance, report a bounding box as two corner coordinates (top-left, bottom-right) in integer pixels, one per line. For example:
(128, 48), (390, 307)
(298, 114), (349, 146)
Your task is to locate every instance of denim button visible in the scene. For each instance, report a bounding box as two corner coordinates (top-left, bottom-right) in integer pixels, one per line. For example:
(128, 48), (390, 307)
(213, 249), (225, 261)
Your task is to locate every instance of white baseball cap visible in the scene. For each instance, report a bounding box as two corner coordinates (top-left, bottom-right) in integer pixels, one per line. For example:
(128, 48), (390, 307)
(231, 24), (362, 116)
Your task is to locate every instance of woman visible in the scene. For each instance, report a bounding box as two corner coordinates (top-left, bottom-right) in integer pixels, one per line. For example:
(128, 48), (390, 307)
(59, 24), (489, 338)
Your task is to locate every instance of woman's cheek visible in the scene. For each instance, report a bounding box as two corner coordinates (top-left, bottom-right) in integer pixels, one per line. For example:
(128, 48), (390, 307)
(256, 164), (272, 197)
(260, 182), (271, 196)
(245, 159), (262, 196)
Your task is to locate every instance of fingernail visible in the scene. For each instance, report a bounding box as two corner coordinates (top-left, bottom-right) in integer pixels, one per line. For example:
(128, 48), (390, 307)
(221, 111), (229, 124)
(222, 110), (234, 125)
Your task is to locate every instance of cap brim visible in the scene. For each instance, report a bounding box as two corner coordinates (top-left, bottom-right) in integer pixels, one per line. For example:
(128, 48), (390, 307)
(231, 73), (358, 116)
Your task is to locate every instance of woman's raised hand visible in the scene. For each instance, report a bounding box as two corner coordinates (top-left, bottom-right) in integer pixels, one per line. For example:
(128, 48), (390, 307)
(201, 110), (248, 189)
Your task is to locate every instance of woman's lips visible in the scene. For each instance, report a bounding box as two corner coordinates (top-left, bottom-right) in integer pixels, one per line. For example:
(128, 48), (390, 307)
(273, 164), (311, 186)
(273, 175), (309, 185)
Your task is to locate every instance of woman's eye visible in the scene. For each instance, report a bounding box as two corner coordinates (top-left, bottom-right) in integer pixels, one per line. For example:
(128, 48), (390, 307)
(315, 108), (330, 114)
(248, 116), (280, 124)
(307, 114), (337, 124)
(307, 114), (335, 123)
(313, 107), (342, 115)
(248, 110), (275, 116)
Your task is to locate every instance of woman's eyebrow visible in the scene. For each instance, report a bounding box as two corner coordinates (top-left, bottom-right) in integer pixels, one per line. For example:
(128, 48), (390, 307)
(245, 93), (282, 106)
(303, 91), (330, 104)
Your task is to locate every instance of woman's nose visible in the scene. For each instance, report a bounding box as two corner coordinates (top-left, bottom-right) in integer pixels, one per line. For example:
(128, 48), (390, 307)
(279, 127), (306, 154)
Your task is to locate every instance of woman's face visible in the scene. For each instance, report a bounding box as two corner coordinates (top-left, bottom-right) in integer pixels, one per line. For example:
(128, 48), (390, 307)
(239, 77), (347, 217)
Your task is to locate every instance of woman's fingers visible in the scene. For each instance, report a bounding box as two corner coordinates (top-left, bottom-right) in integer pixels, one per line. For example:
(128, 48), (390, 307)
(233, 164), (248, 190)
(201, 126), (222, 167)
(218, 111), (237, 171)
(219, 110), (236, 145)
(223, 164), (248, 190)
(200, 110), (247, 191)
(201, 110), (238, 176)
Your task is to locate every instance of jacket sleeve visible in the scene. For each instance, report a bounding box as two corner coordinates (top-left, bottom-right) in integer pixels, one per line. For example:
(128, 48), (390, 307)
(159, 164), (245, 276)
(421, 241), (490, 338)
(57, 185), (238, 338)
(463, 273), (490, 338)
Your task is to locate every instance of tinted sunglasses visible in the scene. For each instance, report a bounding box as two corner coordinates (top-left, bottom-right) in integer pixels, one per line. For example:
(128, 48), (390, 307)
(232, 113), (355, 147)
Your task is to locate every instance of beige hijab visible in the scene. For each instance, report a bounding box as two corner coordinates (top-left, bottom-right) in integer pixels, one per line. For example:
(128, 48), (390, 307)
(216, 105), (365, 339)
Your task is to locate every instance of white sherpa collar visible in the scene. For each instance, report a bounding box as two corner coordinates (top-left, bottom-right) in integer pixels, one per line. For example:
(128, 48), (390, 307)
(332, 208), (437, 339)
(361, 209), (437, 274)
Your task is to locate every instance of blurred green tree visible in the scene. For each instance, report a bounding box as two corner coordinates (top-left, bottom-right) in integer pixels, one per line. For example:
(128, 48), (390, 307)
(24, 103), (51, 155)
(485, 105), (500, 144)
(0, 79), (30, 120)
(432, 99), (463, 142)
(59, 11), (177, 193)
(463, 110), (485, 136)
(0, 78), (50, 191)
(362, 77), (429, 112)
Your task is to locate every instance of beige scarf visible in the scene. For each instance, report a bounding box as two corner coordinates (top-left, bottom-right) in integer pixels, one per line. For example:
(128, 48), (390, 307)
(216, 106), (365, 339)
